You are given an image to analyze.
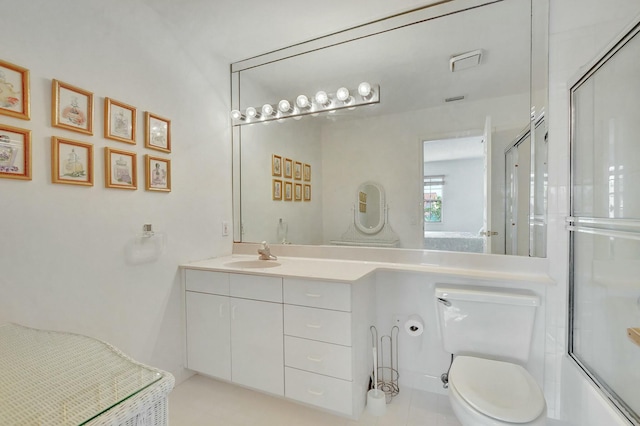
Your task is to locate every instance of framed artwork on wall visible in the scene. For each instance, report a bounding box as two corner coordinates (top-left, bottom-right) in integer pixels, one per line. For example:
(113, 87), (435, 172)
(0, 124), (31, 180)
(145, 112), (171, 153)
(303, 163), (311, 181)
(105, 147), (137, 190)
(272, 179), (282, 200)
(272, 154), (282, 177)
(283, 158), (293, 179)
(294, 161), (302, 180)
(104, 98), (136, 144)
(145, 154), (171, 192)
(304, 184), (311, 201)
(51, 136), (93, 186)
(284, 181), (292, 201)
(0, 59), (30, 120)
(294, 183), (302, 201)
(52, 79), (93, 135)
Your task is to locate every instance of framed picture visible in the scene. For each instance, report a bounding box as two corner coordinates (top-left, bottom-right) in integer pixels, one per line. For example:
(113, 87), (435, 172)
(304, 184), (311, 201)
(294, 161), (302, 180)
(145, 155), (171, 192)
(283, 158), (293, 179)
(105, 147), (137, 190)
(284, 181), (293, 201)
(0, 124), (31, 180)
(272, 154), (282, 177)
(294, 183), (302, 201)
(272, 179), (282, 200)
(51, 137), (93, 186)
(0, 59), (30, 120)
(104, 98), (136, 144)
(303, 163), (311, 181)
(145, 112), (171, 153)
(52, 79), (93, 135)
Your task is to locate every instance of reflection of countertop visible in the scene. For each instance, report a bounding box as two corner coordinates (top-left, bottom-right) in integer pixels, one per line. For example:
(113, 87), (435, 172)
(181, 253), (553, 284)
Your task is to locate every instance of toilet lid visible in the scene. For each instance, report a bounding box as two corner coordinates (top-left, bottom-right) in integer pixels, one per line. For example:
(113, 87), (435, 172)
(449, 356), (545, 423)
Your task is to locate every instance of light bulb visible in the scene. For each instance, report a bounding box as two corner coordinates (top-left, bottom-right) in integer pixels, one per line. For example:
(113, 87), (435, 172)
(358, 82), (373, 99)
(296, 95), (312, 109)
(262, 104), (275, 116)
(230, 109), (245, 120)
(336, 87), (350, 102)
(246, 107), (260, 119)
(314, 91), (331, 108)
(278, 100), (293, 113)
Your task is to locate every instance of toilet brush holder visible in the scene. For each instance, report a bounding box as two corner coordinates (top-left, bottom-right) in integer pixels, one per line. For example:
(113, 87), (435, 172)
(366, 389), (386, 416)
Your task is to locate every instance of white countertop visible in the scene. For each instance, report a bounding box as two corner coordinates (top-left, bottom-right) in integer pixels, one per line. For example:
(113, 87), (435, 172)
(181, 253), (554, 284)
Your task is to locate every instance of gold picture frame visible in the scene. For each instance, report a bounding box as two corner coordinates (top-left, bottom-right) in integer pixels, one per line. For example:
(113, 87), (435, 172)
(52, 79), (93, 135)
(105, 147), (137, 190)
(0, 124), (31, 180)
(294, 161), (302, 180)
(145, 154), (171, 192)
(145, 112), (171, 153)
(303, 163), (311, 181)
(283, 158), (293, 179)
(104, 98), (136, 144)
(51, 137), (93, 186)
(0, 59), (30, 120)
(304, 184), (311, 201)
(272, 179), (282, 200)
(272, 154), (282, 177)
(294, 183), (302, 201)
(284, 181), (293, 201)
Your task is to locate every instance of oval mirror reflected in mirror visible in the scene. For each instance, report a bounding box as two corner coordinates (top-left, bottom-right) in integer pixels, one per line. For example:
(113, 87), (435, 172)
(355, 182), (384, 235)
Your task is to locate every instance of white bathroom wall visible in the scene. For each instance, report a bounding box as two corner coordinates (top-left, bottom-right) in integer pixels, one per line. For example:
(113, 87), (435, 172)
(545, 0), (640, 423)
(0, 0), (231, 383)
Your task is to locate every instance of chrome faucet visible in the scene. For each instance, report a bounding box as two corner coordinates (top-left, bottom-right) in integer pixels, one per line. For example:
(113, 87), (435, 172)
(258, 241), (277, 260)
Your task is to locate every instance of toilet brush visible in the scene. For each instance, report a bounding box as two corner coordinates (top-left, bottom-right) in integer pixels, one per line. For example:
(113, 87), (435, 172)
(367, 346), (386, 416)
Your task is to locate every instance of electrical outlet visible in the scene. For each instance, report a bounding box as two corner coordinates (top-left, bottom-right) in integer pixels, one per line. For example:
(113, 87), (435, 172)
(221, 221), (229, 236)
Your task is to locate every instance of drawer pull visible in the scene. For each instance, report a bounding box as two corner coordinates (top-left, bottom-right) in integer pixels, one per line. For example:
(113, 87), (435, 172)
(306, 323), (322, 329)
(307, 388), (325, 396)
(306, 355), (324, 363)
(305, 292), (322, 298)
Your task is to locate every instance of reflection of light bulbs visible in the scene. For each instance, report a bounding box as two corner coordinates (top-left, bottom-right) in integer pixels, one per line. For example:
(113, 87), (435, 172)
(336, 87), (350, 102)
(315, 91), (331, 108)
(296, 95), (312, 109)
(246, 107), (259, 118)
(278, 100), (293, 113)
(358, 82), (373, 99)
(262, 104), (275, 116)
(230, 109), (244, 120)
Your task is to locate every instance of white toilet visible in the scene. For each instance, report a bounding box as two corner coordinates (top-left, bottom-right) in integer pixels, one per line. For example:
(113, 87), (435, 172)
(435, 285), (547, 426)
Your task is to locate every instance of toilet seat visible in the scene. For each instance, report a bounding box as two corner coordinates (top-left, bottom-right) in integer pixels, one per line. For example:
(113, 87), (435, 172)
(449, 356), (545, 423)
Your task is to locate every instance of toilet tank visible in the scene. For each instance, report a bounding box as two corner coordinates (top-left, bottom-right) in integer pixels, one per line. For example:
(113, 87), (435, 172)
(435, 285), (540, 363)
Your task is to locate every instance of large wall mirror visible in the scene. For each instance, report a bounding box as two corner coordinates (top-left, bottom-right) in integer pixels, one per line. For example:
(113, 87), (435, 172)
(231, 0), (549, 257)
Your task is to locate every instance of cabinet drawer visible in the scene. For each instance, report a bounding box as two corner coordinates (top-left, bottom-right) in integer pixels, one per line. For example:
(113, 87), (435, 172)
(284, 336), (352, 380)
(185, 269), (229, 295)
(285, 367), (352, 415)
(284, 305), (351, 346)
(230, 274), (282, 303)
(284, 278), (351, 311)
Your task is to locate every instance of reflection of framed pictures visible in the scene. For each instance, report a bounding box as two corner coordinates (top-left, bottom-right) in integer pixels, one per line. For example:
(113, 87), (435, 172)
(359, 202), (367, 213)
(283, 158), (293, 179)
(145, 155), (171, 192)
(272, 154), (282, 177)
(359, 191), (367, 202)
(105, 147), (137, 190)
(304, 184), (311, 201)
(52, 79), (93, 135)
(104, 98), (136, 144)
(51, 137), (93, 186)
(0, 59), (30, 120)
(284, 181), (293, 201)
(145, 112), (171, 153)
(272, 179), (282, 200)
(303, 163), (311, 181)
(0, 124), (31, 180)
(294, 161), (302, 180)
(294, 183), (302, 201)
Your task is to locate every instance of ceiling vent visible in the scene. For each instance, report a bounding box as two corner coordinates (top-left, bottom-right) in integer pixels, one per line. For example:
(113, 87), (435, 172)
(449, 49), (483, 72)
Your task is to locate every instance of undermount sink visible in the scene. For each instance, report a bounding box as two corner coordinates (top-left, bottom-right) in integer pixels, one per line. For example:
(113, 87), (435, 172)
(224, 260), (281, 269)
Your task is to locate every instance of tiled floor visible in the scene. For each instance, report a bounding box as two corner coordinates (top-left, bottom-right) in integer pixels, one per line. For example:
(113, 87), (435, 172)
(169, 374), (462, 425)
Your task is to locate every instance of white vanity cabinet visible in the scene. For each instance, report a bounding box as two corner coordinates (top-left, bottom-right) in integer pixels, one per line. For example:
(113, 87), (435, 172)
(184, 269), (284, 396)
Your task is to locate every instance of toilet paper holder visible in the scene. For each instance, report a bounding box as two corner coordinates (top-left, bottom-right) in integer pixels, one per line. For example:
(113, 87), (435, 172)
(370, 325), (399, 403)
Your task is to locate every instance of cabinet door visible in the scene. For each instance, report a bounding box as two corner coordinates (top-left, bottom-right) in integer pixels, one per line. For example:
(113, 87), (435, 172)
(185, 292), (231, 380)
(231, 297), (284, 395)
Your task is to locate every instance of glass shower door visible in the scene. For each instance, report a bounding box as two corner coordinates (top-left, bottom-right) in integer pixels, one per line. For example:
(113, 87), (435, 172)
(569, 18), (640, 425)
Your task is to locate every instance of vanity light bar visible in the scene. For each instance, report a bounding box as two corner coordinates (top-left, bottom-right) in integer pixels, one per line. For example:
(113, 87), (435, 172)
(230, 82), (380, 126)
